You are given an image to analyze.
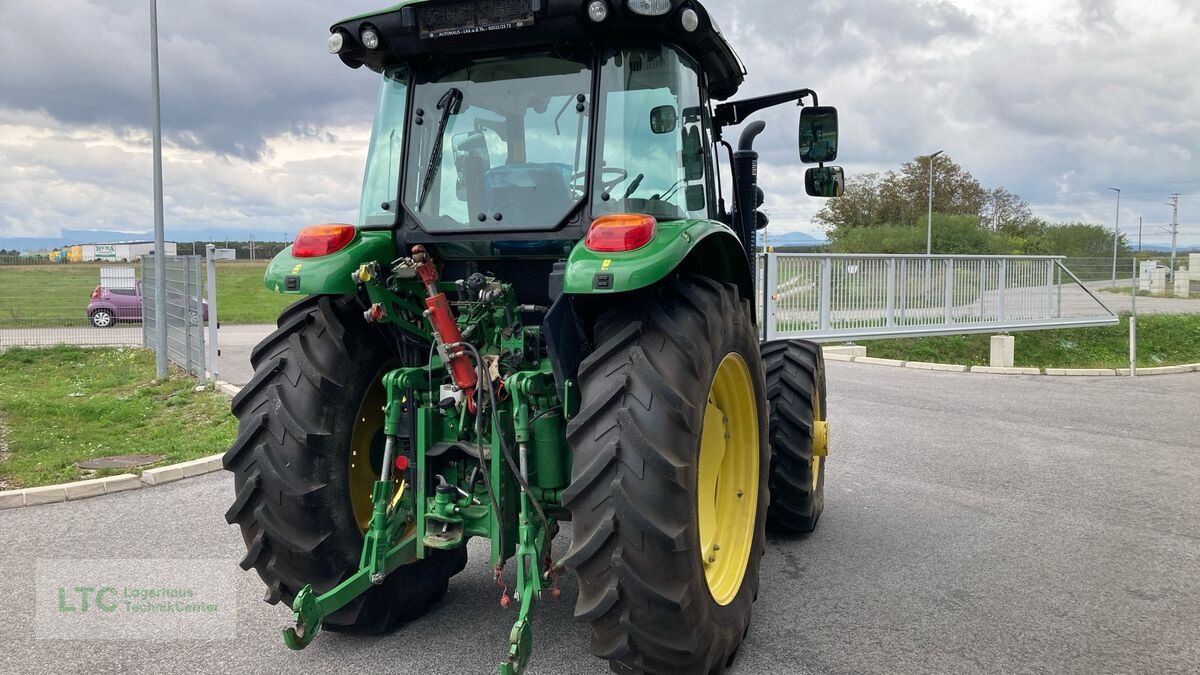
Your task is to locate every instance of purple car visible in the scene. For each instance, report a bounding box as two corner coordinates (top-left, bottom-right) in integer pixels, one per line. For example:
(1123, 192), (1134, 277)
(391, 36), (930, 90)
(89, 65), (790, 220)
(87, 282), (208, 328)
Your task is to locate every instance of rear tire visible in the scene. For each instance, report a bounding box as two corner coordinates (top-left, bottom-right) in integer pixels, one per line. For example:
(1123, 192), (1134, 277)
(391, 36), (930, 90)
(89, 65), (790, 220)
(564, 277), (768, 674)
(91, 310), (113, 328)
(223, 295), (465, 633)
(762, 339), (827, 534)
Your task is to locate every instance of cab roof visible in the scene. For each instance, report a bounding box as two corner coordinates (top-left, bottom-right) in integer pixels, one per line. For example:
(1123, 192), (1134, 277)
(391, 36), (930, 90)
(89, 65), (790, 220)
(329, 0), (747, 100)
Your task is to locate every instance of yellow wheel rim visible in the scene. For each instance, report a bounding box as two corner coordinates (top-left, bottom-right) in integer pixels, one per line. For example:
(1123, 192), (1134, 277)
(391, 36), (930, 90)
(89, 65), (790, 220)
(698, 353), (760, 606)
(811, 381), (827, 491)
(349, 374), (390, 532)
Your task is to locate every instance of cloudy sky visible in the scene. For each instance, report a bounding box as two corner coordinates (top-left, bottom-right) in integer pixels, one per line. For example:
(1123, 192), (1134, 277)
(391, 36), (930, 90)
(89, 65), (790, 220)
(0, 0), (1196, 246)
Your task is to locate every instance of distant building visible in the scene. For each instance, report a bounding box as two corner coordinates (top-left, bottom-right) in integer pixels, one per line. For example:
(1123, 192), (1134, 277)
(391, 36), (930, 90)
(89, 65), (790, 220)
(64, 241), (178, 262)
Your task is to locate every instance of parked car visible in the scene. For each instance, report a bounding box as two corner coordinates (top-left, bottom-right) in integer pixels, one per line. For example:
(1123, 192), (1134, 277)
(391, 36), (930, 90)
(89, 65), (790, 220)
(87, 282), (208, 328)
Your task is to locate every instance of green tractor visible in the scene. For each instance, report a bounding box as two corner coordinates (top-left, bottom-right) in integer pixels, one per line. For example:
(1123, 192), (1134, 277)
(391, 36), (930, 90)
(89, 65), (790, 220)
(223, 1), (842, 672)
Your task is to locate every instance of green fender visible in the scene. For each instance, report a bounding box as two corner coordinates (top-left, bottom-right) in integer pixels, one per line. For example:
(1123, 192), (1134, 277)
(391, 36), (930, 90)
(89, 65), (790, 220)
(562, 219), (754, 302)
(264, 231), (395, 295)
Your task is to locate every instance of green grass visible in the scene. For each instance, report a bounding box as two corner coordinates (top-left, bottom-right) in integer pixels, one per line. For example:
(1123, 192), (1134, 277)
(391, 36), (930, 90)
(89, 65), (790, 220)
(0, 346), (237, 488)
(0, 261), (292, 327)
(211, 263), (293, 324)
(863, 314), (1200, 369)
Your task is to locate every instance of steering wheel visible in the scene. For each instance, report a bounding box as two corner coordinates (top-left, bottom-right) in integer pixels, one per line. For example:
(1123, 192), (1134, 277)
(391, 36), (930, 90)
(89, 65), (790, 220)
(571, 167), (629, 196)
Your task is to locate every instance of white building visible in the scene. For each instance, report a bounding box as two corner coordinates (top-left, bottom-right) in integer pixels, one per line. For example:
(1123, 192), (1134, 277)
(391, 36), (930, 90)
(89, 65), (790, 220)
(80, 241), (178, 262)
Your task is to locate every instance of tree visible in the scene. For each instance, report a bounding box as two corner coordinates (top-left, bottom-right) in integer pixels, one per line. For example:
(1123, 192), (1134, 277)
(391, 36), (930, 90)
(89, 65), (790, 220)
(815, 154), (1008, 236)
(981, 187), (1033, 232)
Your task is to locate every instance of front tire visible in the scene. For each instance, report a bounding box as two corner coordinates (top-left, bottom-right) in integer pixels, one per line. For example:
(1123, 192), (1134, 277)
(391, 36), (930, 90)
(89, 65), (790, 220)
(223, 295), (465, 633)
(762, 339), (827, 534)
(564, 277), (768, 674)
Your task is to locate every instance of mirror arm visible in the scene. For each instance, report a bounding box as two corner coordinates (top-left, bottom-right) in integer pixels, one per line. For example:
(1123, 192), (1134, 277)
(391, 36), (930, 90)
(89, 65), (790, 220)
(714, 89), (818, 128)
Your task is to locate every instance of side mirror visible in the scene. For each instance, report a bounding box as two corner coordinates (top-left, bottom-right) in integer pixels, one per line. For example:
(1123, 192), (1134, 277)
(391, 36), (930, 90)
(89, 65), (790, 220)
(799, 106), (839, 163)
(805, 166), (845, 198)
(650, 105), (678, 134)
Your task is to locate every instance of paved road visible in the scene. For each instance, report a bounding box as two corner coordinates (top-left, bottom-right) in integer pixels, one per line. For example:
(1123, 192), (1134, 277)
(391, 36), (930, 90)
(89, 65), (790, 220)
(3, 363), (1199, 673)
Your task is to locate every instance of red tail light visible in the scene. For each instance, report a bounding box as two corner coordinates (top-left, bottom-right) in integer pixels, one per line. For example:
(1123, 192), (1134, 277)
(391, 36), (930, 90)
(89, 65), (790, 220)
(91, 286), (102, 299)
(293, 224), (357, 258)
(584, 214), (657, 253)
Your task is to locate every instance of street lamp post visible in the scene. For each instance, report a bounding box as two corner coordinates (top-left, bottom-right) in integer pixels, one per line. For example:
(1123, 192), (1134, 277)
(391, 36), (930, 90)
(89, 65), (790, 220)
(149, 0), (167, 380)
(1107, 187), (1121, 287)
(927, 150), (944, 256)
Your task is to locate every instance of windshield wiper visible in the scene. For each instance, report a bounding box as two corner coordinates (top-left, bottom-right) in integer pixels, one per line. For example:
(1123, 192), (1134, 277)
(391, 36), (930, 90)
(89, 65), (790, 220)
(418, 87), (463, 210)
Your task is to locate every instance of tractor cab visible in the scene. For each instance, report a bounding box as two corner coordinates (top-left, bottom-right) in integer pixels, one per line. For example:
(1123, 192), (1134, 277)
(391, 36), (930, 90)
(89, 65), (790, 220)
(318, 0), (842, 295)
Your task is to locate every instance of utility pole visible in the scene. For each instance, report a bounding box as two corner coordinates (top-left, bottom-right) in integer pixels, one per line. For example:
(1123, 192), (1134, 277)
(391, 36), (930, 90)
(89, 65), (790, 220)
(1166, 193), (1180, 273)
(1107, 187), (1121, 287)
(250, 234), (256, 261)
(149, 0), (167, 380)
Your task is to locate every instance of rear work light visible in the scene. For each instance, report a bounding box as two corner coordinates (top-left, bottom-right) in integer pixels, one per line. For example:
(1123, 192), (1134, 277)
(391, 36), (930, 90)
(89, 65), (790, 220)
(293, 224), (357, 258)
(585, 214), (657, 252)
(627, 0), (671, 16)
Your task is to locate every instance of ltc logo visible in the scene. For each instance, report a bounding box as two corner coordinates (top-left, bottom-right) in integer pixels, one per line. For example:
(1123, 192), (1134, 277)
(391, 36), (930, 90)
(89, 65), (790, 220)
(57, 587), (119, 613)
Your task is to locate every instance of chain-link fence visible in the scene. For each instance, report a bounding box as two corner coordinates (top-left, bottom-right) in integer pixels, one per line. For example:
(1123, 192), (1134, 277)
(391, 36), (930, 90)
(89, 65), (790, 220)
(0, 254), (218, 382)
(0, 256), (147, 347)
(142, 255), (208, 382)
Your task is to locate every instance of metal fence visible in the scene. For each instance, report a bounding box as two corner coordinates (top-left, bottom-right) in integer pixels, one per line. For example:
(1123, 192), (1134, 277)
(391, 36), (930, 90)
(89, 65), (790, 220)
(0, 256), (147, 347)
(760, 254), (1118, 342)
(141, 255), (207, 382)
(0, 253), (219, 384)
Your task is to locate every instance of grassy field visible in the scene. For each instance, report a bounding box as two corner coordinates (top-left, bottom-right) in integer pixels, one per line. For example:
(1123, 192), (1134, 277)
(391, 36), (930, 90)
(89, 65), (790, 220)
(0, 261), (292, 328)
(864, 313), (1200, 368)
(0, 346), (237, 488)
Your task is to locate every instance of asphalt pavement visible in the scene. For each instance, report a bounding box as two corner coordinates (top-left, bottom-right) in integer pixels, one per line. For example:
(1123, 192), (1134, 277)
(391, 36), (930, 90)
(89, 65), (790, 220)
(2, 363), (1199, 673)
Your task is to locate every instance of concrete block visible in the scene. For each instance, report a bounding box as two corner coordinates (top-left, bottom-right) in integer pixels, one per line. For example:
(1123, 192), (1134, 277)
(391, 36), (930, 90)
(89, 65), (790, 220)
(823, 345), (866, 358)
(1150, 269), (1169, 296)
(23, 484), (67, 505)
(990, 335), (1015, 368)
(1173, 271), (1191, 298)
(63, 478), (108, 501)
(1044, 368), (1117, 376)
(177, 455), (224, 478)
(970, 366), (1042, 375)
(823, 353), (855, 362)
(140, 465), (185, 486)
(0, 489), (26, 509)
(103, 474), (142, 494)
(1138, 365), (1192, 376)
(215, 381), (242, 398)
(904, 362), (968, 372)
(855, 356), (905, 367)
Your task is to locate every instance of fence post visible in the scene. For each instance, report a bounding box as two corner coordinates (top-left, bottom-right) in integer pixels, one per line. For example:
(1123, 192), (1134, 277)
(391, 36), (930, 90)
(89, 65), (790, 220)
(978, 260), (987, 321)
(1044, 259), (1054, 319)
(1130, 257), (1137, 377)
(818, 257), (832, 332)
(885, 258), (896, 327)
(763, 252), (779, 341)
(206, 245), (219, 387)
(192, 256), (206, 386)
(944, 259), (955, 324)
(182, 257), (193, 378)
(998, 259), (1008, 322)
(1056, 264), (1063, 318)
(141, 256), (152, 349)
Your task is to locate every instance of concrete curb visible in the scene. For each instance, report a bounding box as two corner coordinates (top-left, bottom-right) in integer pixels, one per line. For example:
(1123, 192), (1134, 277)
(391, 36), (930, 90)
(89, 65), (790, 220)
(0, 381), (242, 511)
(821, 348), (1200, 378)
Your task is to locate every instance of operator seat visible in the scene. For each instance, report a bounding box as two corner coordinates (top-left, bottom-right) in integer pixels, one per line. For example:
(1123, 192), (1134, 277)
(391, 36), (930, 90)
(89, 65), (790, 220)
(483, 163), (573, 228)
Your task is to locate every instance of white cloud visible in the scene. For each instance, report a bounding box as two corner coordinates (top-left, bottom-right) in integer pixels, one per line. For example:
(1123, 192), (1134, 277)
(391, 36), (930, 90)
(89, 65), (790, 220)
(0, 0), (1196, 247)
(0, 108), (369, 240)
